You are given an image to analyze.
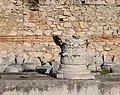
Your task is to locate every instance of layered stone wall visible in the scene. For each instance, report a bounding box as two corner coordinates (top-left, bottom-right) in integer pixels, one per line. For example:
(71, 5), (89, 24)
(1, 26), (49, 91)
(0, 0), (120, 71)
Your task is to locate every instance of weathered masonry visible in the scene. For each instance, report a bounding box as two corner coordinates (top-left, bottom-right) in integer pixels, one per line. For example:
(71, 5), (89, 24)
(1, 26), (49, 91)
(0, 0), (120, 79)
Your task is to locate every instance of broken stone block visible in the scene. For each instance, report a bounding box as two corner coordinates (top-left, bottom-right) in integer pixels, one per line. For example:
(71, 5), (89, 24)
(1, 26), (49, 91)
(49, 60), (60, 74)
(54, 35), (95, 79)
(4, 65), (23, 73)
(0, 64), (8, 73)
(64, 11), (71, 16)
(22, 62), (40, 70)
(64, 22), (72, 28)
(34, 29), (43, 35)
(36, 65), (52, 74)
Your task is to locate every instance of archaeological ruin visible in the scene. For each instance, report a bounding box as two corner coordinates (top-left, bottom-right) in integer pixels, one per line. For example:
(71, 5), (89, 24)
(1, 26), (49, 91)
(0, 0), (120, 79)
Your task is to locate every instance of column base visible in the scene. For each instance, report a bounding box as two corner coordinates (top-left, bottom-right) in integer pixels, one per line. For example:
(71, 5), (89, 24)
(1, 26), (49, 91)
(57, 73), (95, 79)
(57, 64), (95, 79)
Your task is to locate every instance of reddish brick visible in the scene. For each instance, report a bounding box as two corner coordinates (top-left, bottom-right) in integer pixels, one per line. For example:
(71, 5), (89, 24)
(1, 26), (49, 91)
(0, 35), (53, 43)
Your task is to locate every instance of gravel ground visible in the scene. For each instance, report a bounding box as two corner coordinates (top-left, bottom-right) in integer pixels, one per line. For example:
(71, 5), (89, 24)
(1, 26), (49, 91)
(0, 72), (120, 81)
(0, 73), (120, 95)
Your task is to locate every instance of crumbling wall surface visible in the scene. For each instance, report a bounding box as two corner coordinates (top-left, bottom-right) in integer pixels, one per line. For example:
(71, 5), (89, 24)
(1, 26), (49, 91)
(0, 0), (60, 72)
(0, 0), (120, 71)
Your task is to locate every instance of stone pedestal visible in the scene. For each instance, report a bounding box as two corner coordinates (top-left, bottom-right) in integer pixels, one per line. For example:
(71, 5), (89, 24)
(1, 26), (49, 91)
(57, 64), (95, 79)
(57, 35), (95, 79)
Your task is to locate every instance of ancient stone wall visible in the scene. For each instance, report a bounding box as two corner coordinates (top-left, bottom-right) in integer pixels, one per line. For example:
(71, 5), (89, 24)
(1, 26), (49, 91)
(0, 0), (120, 70)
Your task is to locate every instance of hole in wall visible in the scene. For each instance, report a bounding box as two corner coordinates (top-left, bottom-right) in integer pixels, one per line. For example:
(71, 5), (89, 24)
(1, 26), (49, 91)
(27, 0), (39, 11)
(59, 18), (64, 21)
(81, 0), (85, 4)
(28, 0), (39, 4)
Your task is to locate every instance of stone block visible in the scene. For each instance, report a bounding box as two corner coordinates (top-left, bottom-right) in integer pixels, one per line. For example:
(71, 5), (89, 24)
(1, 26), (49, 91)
(72, 21), (80, 28)
(52, 31), (62, 35)
(80, 21), (89, 29)
(64, 11), (71, 16)
(116, 0), (120, 5)
(24, 23), (36, 28)
(106, 0), (116, 4)
(39, 24), (50, 30)
(68, 16), (76, 21)
(34, 29), (43, 35)
(43, 30), (52, 35)
(57, 25), (65, 30)
(57, 64), (95, 79)
(4, 65), (23, 73)
(64, 22), (72, 28)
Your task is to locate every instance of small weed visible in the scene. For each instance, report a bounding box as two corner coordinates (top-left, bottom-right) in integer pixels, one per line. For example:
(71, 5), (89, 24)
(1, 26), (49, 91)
(91, 69), (112, 75)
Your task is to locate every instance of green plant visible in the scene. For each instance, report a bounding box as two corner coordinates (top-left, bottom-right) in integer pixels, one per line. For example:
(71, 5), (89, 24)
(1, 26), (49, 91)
(91, 69), (112, 75)
(99, 69), (111, 75)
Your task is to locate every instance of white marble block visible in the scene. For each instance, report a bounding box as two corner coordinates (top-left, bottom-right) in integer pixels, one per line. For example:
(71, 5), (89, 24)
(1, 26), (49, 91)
(57, 35), (95, 79)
